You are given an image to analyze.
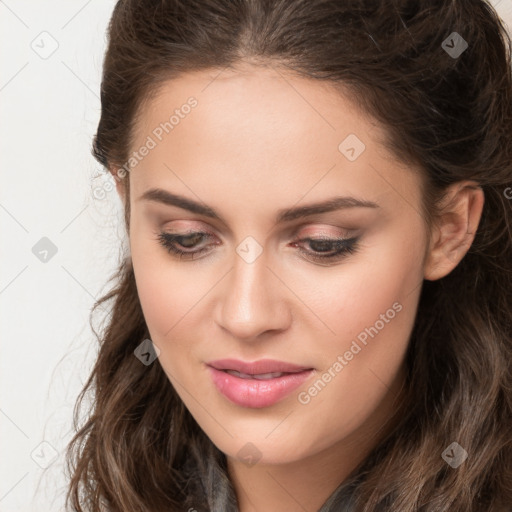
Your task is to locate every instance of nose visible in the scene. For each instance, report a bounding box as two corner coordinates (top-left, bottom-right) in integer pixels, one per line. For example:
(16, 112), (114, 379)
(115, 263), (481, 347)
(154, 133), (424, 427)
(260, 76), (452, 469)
(215, 248), (291, 341)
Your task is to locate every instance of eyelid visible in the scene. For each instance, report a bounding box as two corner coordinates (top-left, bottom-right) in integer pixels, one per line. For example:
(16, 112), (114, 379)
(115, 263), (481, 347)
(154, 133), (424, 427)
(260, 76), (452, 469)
(159, 221), (357, 244)
(295, 226), (352, 237)
(292, 222), (357, 241)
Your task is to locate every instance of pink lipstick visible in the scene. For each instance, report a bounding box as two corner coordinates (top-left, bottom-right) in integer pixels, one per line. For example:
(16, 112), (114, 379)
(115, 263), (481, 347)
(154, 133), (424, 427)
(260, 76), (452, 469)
(206, 358), (314, 408)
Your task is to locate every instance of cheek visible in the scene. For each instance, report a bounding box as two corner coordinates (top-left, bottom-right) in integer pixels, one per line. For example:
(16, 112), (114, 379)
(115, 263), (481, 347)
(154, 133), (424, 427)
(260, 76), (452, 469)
(298, 231), (423, 402)
(130, 236), (203, 342)
(297, 229), (424, 344)
(292, 292), (416, 449)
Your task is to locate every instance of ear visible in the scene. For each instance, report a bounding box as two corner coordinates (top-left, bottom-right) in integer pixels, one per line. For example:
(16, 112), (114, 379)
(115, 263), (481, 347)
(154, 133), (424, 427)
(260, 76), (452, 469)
(423, 181), (484, 281)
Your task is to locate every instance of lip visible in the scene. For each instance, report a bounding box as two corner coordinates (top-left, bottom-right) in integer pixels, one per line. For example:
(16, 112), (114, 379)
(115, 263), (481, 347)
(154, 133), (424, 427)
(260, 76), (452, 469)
(206, 359), (315, 408)
(207, 358), (312, 374)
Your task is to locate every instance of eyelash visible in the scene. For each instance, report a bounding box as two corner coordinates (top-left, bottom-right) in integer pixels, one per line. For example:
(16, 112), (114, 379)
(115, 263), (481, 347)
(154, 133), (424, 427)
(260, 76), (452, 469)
(155, 230), (360, 263)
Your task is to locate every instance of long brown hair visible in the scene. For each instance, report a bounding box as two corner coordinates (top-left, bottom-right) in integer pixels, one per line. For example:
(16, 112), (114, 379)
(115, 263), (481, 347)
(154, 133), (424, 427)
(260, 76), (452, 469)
(65, 1), (512, 510)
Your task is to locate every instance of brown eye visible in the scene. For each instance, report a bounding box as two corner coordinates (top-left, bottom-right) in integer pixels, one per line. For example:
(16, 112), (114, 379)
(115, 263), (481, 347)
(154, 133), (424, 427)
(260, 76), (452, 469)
(155, 229), (360, 264)
(156, 231), (215, 260)
(291, 236), (360, 263)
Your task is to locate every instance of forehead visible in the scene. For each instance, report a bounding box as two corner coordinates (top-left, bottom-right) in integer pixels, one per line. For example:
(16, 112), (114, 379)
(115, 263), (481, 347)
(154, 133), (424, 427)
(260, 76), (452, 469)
(127, 65), (423, 224)
(133, 64), (384, 154)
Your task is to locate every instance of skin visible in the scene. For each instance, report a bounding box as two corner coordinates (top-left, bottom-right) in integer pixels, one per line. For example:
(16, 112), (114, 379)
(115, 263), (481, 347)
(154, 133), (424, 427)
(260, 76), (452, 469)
(111, 62), (484, 512)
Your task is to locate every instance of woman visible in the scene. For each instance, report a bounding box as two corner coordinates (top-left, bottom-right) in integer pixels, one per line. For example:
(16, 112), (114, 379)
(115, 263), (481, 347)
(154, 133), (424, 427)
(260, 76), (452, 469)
(65, 1), (512, 510)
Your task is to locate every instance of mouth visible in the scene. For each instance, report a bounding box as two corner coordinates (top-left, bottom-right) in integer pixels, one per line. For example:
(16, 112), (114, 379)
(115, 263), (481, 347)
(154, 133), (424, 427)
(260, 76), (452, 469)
(206, 359), (315, 408)
(207, 357), (313, 375)
(221, 369), (302, 380)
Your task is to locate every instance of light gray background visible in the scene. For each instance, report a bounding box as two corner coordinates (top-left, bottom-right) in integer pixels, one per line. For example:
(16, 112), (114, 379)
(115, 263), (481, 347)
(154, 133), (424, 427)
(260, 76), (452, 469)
(1, 1), (511, 511)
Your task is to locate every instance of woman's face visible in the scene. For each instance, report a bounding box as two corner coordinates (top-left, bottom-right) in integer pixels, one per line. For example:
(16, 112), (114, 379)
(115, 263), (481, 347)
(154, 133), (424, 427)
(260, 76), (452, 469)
(122, 64), (431, 468)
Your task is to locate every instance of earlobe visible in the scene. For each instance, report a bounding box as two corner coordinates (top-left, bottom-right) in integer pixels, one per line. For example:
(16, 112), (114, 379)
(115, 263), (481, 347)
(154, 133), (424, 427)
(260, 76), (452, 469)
(423, 182), (484, 281)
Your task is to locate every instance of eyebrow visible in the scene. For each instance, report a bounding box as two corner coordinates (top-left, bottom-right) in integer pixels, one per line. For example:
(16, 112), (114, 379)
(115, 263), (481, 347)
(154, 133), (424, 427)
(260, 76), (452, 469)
(138, 188), (380, 224)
